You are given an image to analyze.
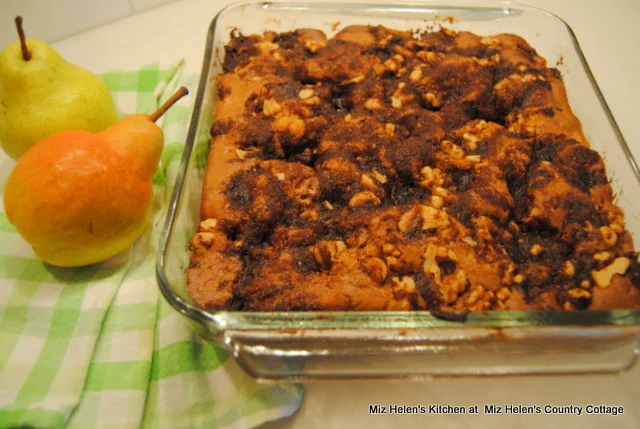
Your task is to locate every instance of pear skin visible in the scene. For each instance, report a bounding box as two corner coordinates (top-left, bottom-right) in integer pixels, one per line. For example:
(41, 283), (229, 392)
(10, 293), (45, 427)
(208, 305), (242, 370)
(99, 115), (164, 181)
(0, 38), (117, 159)
(3, 130), (153, 267)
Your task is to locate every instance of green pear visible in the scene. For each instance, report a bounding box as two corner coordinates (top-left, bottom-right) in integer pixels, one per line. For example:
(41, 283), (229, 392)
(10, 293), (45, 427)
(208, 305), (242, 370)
(0, 16), (117, 159)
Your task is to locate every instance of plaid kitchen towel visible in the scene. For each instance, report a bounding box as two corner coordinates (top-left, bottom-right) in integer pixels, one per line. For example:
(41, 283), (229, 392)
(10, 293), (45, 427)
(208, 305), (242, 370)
(0, 62), (304, 429)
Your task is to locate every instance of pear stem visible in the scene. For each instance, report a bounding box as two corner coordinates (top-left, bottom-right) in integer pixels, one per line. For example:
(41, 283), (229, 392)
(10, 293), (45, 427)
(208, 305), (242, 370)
(149, 86), (189, 122)
(15, 16), (31, 61)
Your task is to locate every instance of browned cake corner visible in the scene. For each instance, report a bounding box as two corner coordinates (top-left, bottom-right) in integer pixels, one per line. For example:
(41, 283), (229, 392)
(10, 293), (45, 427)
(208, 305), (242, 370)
(187, 25), (640, 312)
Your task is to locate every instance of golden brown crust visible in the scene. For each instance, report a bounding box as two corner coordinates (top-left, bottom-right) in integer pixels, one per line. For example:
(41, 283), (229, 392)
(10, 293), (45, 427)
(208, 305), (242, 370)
(188, 25), (640, 312)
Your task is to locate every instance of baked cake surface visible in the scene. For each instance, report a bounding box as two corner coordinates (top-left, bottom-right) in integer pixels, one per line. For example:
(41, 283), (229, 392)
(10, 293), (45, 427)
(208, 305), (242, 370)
(187, 25), (640, 311)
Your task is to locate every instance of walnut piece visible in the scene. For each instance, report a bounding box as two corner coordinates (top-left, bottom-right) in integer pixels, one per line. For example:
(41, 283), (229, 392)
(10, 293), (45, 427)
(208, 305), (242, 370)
(362, 257), (388, 284)
(420, 205), (450, 230)
(298, 88), (315, 99)
(262, 98), (282, 117)
(349, 191), (381, 207)
(200, 218), (218, 231)
(599, 226), (618, 247)
(592, 257), (630, 288)
(311, 240), (347, 269)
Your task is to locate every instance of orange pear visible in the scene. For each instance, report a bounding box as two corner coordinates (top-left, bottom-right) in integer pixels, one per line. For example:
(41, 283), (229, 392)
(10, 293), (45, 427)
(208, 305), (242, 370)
(3, 87), (188, 267)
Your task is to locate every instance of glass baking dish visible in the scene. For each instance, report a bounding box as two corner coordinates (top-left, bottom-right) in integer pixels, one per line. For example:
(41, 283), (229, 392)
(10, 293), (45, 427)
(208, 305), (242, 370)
(156, 0), (640, 380)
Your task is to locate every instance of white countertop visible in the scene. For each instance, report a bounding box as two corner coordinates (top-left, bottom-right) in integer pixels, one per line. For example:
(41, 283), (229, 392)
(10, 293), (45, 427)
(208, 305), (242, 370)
(45, 0), (640, 427)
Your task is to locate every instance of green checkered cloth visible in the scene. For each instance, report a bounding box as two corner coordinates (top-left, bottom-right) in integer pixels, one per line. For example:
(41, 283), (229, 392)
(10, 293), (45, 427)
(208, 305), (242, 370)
(0, 62), (304, 429)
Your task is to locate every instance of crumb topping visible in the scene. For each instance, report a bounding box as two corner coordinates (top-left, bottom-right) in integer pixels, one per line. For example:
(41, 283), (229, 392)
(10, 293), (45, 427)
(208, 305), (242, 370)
(188, 25), (640, 311)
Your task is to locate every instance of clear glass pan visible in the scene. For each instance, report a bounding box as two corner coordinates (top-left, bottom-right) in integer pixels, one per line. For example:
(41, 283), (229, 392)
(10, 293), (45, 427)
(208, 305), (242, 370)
(157, 0), (640, 380)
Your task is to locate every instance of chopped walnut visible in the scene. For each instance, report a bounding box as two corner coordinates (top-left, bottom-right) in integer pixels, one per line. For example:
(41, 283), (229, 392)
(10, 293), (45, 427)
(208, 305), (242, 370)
(272, 114), (306, 139)
(360, 173), (376, 189)
(385, 123), (396, 135)
(430, 195), (444, 209)
(383, 59), (398, 72)
(416, 50), (437, 62)
(441, 140), (465, 159)
(262, 98), (282, 117)
(200, 218), (218, 231)
(363, 257), (388, 284)
(466, 285), (487, 306)
(423, 243), (441, 282)
(420, 205), (450, 230)
(513, 274), (525, 284)
(382, 243), (402, 257)
(364, 98), (383, 110)
(593, 251), (612, 262)
(462, 236), (478, 247)
(231, 239), (246, 249)
(599, 226), (618, 247)
(372, 63), (387, 76)
(419, 166), (444, 189)
(433, 187), (450, 199)
(392, 54), (405, 64)
(194, 231), (215, 247)
(473, 216), (496, 242)
(563, 260), (575, 277)
(564, 288), (592, 309)
(349, 191), (381, 207)
(340, 74), (366, 85)
(420, 166), (434, 183)
(422, 243), (466, 305)
(300, 209), (318, 220)
(393, 45), (413, 58)
(294, 176), (319, 205)
(592, 257), (630, 288)
(530, 244), (543, 256)
(442, 28), (456, 37)
(392, 276), (416, 290)
(304, 39), (325, 53)
(462, 133), (479, 151)
(391, 276), (426, 309)
(346, 228), (369, 249)
(409, 67), (422, 82)
(390, 96), (403, 109)
(610, 223), (624, 234)
(424, 92), (441, 108)
(496, 287), (511, 302)
(372, 169), (388, 184)
(500, 262), (516, 285)
(381, 256), (396, 271)
(311, 240), (347, 269)
(439, 269), (468, 304)
(298, 88), (315, 99)
(398, 206), (421, 233)
(568, 288), (591, 300)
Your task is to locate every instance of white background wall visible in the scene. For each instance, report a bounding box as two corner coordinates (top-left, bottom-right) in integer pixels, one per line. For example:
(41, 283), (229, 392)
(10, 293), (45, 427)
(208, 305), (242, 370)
(0, 0), (185, 48)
